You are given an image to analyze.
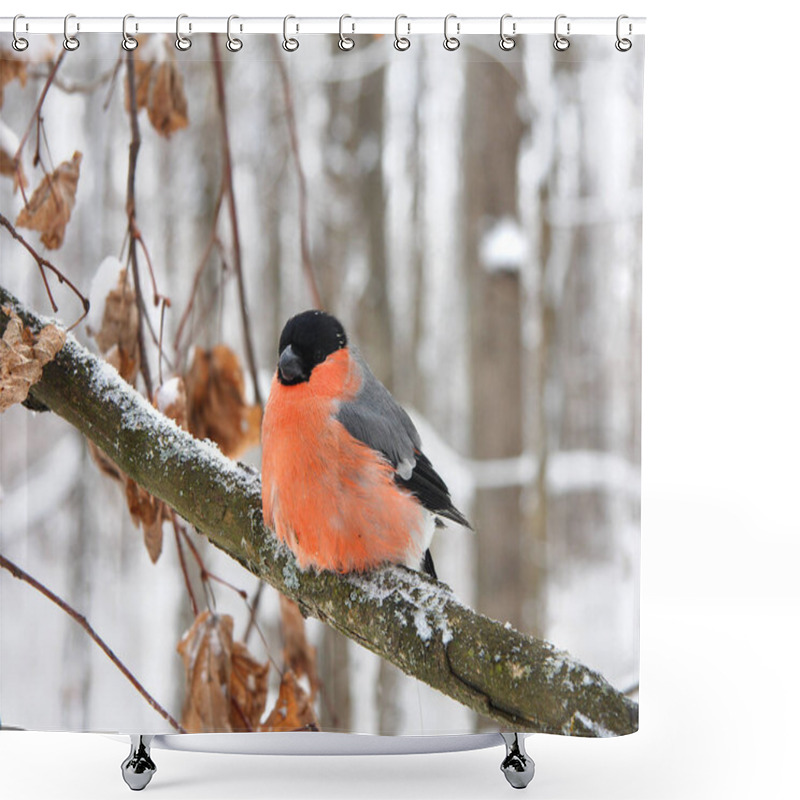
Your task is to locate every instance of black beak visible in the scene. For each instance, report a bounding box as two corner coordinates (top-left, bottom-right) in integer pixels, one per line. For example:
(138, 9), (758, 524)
(278, 344), (305, 384)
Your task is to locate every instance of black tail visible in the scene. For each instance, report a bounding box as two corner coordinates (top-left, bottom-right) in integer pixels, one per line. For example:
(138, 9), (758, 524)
(421, 549), (437, 580)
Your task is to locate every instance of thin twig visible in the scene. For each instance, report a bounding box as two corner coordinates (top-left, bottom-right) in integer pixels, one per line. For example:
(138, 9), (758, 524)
(243, 581), (265, 643)
(13, 51), (66, 166)
(271, 37), (323, 310)
(173, 195), (224, 362)
(172, 513), (199, 617)
(0, 553), (185, 733)
(0, 212), (89, 330)
(124, 50), (153, 399)
(210, 35), (263, 406)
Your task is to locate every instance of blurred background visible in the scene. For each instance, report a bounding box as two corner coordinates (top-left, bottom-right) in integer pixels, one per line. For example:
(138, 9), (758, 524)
(0, 33), (642, 734)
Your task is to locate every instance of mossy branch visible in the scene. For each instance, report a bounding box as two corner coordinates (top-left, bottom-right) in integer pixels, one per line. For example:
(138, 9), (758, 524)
(1, 286), (637, 737)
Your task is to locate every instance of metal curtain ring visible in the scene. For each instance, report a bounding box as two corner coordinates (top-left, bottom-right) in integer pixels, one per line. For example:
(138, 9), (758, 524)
(282, 15), (299, 51)
(615, 14), (632, 52)
(338, 14), (355, 51)
(553, 14), (570, 51)
(499, 13), (515, 51)
(443, 14), (460, 51)
(12, 14), (29, 52)
(394, 14), (410, 51)
(175, 13), (192, 51)
(63, 14), (80, 51)
(121, 14), (138, 51)
(227, 15), (243, 51)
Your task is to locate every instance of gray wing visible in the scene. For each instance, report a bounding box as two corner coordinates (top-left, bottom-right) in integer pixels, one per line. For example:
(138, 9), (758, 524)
(336, 349), (471, 528)
(336, 348), (420, 480)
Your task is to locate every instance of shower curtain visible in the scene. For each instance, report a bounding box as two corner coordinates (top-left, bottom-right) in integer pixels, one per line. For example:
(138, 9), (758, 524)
(1, 27), (643, 740)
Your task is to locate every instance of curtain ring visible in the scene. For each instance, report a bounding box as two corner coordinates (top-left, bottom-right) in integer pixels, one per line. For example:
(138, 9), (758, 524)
(338, 14), (355, 51)
(121, 14), (138, 51)
(282, 15), (299, 52)
(499, 14), (515, 51)
(175, 14), (192, 51)
(12, 14), (29, 52)
(227, 15), (243, 51)
(615, 15), (632, 52)
(553, 14), (570, 51)
(63, 14), (80, 51)
(394, 14), (410, 51)
(443, 14), (460, 51)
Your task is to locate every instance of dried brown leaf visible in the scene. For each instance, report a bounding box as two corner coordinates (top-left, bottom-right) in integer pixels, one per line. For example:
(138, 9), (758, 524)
(279, 595), (320, 700)
(177, 611), (235, 734)
(230, 641), (270, 732)
(0, 307), (65, 412)
(261, 669), (319, 732)
(185, 345), (262, 459)
(0, 51), (28, 108)
(126, 39), (188, 139)
(89, 268), (139, 385)
(124, 478), (166, 563)
(15, 151), (82, 250)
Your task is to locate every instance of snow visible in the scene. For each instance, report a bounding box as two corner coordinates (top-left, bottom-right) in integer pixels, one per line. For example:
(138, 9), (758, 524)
(154, 376), (182, 413)
(479, 217), (529, 273)
(348, 566), (458, 647)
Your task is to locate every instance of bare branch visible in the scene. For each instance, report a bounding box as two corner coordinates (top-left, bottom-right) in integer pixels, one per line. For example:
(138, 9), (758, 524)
(0, 212), (89, 329)
(0, 553), (185, 733)
(0, 288), (638, 738)
(209, 36), (263, 406)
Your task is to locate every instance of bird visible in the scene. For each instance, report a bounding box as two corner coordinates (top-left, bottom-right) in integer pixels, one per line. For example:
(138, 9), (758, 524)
(261, 310), (470, 578)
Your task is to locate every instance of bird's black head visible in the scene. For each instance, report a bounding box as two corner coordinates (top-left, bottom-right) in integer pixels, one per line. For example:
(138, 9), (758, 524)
(276, 310), (348, 385)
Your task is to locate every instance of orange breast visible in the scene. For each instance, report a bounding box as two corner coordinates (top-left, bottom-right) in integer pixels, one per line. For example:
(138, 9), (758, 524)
(261, 348), (425, 573)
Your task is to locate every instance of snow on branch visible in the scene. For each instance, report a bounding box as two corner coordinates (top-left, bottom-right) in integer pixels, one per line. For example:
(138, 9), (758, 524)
(0, 286), (638, 738)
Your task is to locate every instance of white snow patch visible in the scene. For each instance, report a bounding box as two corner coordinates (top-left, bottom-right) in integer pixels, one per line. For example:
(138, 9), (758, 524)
(479, 217), (528, 273)
(154, 376), (182, 413)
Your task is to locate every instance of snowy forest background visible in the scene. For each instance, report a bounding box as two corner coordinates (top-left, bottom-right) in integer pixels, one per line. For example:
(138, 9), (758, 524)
(0, 33), (643, 735)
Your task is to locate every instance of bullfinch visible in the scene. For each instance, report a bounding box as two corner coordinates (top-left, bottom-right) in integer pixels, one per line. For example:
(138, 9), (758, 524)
(261, 310), (470, 578)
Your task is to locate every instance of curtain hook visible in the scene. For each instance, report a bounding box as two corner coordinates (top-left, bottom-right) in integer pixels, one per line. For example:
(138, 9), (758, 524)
(227, 15), (243, 52)
(282, 15), (299, 52)
(499, 14), (516, 51)
(553, 14), (570, 51)
(394, 14), (410, 51)
(443, 14), (460, 51)
(12, 14), (29, 52)
(63, 14), (80, 51)
(121, 14), (138, 51)
(615, 15), (632, 52)
(338, 14), (355, 51)
(175, 14), (192, 51)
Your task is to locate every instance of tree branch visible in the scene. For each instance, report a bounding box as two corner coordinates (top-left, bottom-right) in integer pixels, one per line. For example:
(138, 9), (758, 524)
(0, 286), (637, 738)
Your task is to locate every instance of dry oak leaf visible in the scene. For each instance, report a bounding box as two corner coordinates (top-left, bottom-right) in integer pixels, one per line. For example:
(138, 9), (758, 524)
(185, 344), (262, 459)
(177, 611), (271, 734)
(178, 611), (235, 734)
(87, 264), (139, 385)
(0, 116), (27, 191)
(230, 641), (270, 732)
(261, 669), (320, 732)
(124, 478), (167, 564)
(16, 151), (82, 250)
(279, 594), (320, 700)
(154, 376), (188, 431)
(126, 36), (188, 138)
(0, 50), (28, 108)
(0, 307), (65, 413)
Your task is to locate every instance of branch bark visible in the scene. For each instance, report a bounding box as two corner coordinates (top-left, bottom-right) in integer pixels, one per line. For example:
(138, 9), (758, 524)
(0, 287), (638, 738)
